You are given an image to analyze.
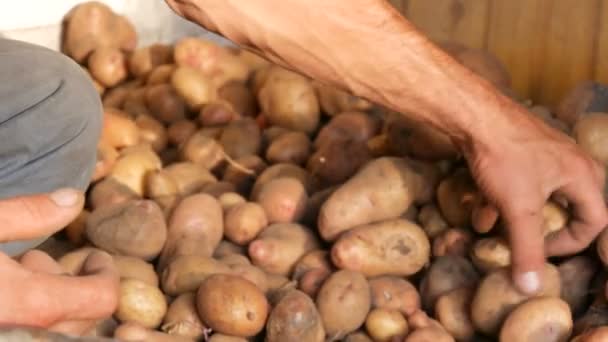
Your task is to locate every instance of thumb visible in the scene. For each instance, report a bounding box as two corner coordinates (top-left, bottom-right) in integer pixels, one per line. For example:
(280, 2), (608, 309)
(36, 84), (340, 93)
(503, 208), (546, 295)
(0, 188), (84, 242)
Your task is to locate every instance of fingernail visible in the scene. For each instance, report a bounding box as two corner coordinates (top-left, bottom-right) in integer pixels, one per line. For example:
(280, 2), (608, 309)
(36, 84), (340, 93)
(50, 188), (80, 207)
(516, 271), (541, 295)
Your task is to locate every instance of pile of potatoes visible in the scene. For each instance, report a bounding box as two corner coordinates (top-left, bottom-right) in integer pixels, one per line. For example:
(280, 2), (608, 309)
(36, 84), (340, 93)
(30, 2), (608, 341)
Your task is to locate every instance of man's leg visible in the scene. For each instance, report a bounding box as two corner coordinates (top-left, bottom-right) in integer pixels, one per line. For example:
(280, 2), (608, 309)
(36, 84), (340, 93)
(0, 39), (102, 255)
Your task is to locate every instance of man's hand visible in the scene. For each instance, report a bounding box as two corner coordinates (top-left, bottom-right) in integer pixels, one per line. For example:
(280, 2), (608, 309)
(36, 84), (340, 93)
(467, 105), (607, 294)
(0, 189), (119, 333)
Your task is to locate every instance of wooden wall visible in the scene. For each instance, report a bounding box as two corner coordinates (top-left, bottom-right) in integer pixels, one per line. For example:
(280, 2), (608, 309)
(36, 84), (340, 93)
(389, 0), (608, 107)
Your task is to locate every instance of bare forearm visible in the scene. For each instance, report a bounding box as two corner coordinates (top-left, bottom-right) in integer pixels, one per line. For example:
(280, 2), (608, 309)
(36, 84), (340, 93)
(167, 0), (520, 148)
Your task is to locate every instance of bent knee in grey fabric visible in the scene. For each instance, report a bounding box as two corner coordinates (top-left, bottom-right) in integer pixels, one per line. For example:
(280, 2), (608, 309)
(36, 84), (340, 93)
(0, 39), (102, 256)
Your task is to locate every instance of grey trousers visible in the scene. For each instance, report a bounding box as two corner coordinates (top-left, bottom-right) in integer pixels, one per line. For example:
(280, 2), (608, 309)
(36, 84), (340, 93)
(0, 39), (102, 255)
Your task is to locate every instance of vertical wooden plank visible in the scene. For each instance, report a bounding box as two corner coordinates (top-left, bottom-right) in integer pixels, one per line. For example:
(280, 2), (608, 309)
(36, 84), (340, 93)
(594, 0), (608, 83)
(486, 0), (550, 102)
(406, 0), (490, 49)
(388, 0), (408, 15)
(538, 1), (600, 106)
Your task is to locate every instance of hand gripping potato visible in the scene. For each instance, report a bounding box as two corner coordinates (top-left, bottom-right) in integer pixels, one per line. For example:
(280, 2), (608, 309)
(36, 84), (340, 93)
(197, 274), (269, 337)
(471, 263), (561, 336)
(161, 293), (207, 339)
(161, 255), (230, 296)
(365, 308), (409, 342)
(316, 270), (371, 340)
(108, 145), (162, 196)
(115, 279), (167, 329)
(266, 131), (312, 165)
(319, 157), (439, 241)
(129, 44), (173, 78)
(88, 47), (128, 87)
(265, 289), (325, 342)
(499, 297), (573, 342)
(331, 219), (430, 277)
(258, 66), (320, 134)
(573, 112), (608, 166)
(145, 84), (187, 124)
(254, 177), (308, 224)
(248, 223), (319, 276)
(112, 255), (159, 287)
(314, 82), (373, 116)
(86, 200), (167, 260)
(224, 202), (268, 245)
(369, 276), (421, 315)
(158, 194), (223, 270)
(419, 256), (479, 310)
(434, 286), (476, 341)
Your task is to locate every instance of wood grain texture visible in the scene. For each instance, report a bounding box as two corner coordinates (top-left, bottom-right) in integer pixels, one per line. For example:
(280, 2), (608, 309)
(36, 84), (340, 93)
(594, 0), (608, 84)
(406, 0), (490, 49)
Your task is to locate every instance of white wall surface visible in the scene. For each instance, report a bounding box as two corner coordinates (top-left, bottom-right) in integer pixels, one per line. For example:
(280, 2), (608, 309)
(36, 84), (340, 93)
(0, 0), (230, 51)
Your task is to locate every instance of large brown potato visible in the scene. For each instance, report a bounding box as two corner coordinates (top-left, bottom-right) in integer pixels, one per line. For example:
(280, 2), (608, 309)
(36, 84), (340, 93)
(499, 297), (573, 342)
(266, 131), (312, 165)
(171, 66), (217, 110)
(145, 84), (187, 124)
(197, 274), (269, 337)
(369, 276), (421, 315)
(265, 290), (325, 342)
(224, 202), (268, 245)
(316, 270), (371, 340)
(86, 200), (167, 260)
(434, 286), (476, 341)
(219, 81), (257, 117)
(164, 162), (217, 196)
(319, 157), (438, 241)
(161, 255), (230, 296)
(307, 137), (373, 186)
(331, 219), (430, 277)
(314, 111), (381, 148)
(108, 145), (162, 196)
(419, 256), (479, 310)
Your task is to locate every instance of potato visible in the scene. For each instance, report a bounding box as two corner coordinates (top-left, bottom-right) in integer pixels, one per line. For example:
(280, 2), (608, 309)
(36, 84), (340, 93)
(319, 157), (438, 241)
(145, 169), (179, 214)
(129, 44), (173, 78)
(434, 286), (475, 341)
(298, 268), (331, 298)
(432, 228), (473, 258)
(145, 84), (187, 124)
(417, 204), (449, 239)
(572, 327), (608, 342)
(314, 83), (372, 116)
(404, 327), (455, 342)
(218, 253), (251, 267)
(123, 88), (152, 118)
(403, 122), (459, 161)
(64, 210), (90, 246)
(62, 2), (137, 63)
(316, 270), (371, 339)
(92, 143), (118, 182)
(220, 118), (262, 159)
(258, 66), (320, 134)
(147, 64), (176, 85)
(543, 201), (569, 236)
(574, 293), (608, 335)
(200, 181), (236, 198)
(419, 256), (479, 310)
(213, 240), (247, 258)
(109, 145), (162, 196)
(438, 169), (479, 228)
(224, 202), (268, 245)
(369, 276), (421, 315)
(573, 112), (608, 166)
(218, 192), (247, 212)
(100, 108), (140, 150)
(102, 85), (131, 108)
(115, 323), (193, 342)
(313, 111), (378, 147)
(164, 162), (217, 196)
(471, 264), (561, 335)
(197, 274), (269, 337)
(88, 47), (128, 87)
(161, 293), (206, 339)
(168, 120), (197, 147)
(199, 101), (238, 126)
(331, 219), (430, 277)
(159, 194), (223, 269)
(266, 131), (312, 165)
(136, 114), (168, 153)
(161, 255), (230, 296)
(307, 137), (372, 186)
(180, 131), (225, 170)
(265, 290), (325, 342)
(558, 256), (598, 316)
(248, 223), (319, 276)
(407, 310), (446, 331)
(441, 42), (511, 90)
(227, 263), (269, 293)
(292, 250), (333, 281)
(254, 177), (308, 224)
(208, 334), (248, 342)
(556, 81), (608, 126)
(470, 237), (511, 273)
(223, 155), (268, 195)
(251, 163), (316, 198)
(219, 81), (257, 117)
(113, 255), (159, 287)
(263, 126), (291, 146)
(499, 297), (572, 342)
(115, 279), (167, 329)
(365, 308), (409, 342)
(344, 332), (374, 342)
(86, 200), (167, 260)
(171, 66), (217, 110)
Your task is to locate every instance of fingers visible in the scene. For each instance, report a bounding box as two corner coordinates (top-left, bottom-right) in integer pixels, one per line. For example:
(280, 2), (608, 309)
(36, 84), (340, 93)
(502, 207), (546, 295)
(545, 181), (608, 256)
(0, 188), (84, 242)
